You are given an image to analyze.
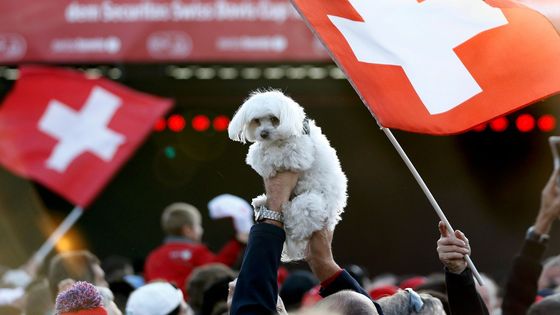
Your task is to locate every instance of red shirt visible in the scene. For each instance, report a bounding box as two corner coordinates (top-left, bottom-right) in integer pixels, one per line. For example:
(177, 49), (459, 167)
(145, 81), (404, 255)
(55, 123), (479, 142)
(144, 237), (243, 297)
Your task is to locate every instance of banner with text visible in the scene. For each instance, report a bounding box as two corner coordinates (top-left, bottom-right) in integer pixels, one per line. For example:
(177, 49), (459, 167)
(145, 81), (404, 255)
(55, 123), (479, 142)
(0, 0), (329, 63)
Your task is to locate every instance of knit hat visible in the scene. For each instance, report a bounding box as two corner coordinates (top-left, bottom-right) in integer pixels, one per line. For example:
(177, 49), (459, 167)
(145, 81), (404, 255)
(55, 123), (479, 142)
(126, 282), (183, 315)
(55, 281), (108, 315)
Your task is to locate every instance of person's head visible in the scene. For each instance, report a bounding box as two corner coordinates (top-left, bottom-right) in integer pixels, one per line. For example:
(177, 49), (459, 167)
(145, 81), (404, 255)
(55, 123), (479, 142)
(539, 255), (560, 291)
(101, 256), (134, 283)
(313, 290), (379, 315)
(97, 286), (123, 315)
(345, 265), (369, 287)
(476, 274), (500, 313)
(377, 289), (445, 315)
(416, 290), (449, 315)
(162, 203), (203, 241)
(279, 270), (319, 311)
(528, 293), (560, 314)
(227, 279), (288, 315)
(55, 281), (107, 315)
(186, 264), (236, 313)
(200, 278), (231, 315)
(415, 273), (446, 295)
(48, 251), (107, 300)
(126, 282), (188, 315)
(24, 278), (54, 315)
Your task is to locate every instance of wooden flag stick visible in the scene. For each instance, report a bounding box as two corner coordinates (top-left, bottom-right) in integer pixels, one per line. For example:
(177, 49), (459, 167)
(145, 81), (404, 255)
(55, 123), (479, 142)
(29, 206), (84, 267)
(381, 127), (484, 286)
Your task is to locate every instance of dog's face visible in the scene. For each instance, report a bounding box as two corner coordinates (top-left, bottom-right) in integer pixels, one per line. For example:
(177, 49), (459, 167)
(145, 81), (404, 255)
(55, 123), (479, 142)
(247, 115), (281, 142)
(228, 90), (306, 143)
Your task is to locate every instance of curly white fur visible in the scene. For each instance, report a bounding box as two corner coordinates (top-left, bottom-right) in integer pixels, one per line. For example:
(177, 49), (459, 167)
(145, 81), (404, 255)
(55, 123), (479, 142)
(228, 90), (347, 261)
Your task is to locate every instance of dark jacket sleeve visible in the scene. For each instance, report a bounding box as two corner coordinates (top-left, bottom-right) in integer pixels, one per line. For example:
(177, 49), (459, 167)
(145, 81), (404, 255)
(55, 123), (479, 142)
(320, 270), (384, 315)
(445, 268), (489, 315)
(230, 223), (285, 315)
(501, 239), (546, 315)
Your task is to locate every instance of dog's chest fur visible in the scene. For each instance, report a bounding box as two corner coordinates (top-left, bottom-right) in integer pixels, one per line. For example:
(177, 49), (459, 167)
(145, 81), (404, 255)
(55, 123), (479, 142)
(246, 135), (315, 178)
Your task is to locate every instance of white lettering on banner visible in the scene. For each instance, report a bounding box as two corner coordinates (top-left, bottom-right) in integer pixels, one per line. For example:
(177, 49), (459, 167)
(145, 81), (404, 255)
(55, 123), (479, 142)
(64, 0), (299, 23)
(38, 87), (126, 173)
(328, 0), (508, 114)
(216, 35), (287, 52)
(51, 37), (121, 54)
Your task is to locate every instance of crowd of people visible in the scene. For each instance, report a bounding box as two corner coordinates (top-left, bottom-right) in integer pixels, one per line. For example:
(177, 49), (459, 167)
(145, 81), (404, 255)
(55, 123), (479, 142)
(1, 168), (560, 315)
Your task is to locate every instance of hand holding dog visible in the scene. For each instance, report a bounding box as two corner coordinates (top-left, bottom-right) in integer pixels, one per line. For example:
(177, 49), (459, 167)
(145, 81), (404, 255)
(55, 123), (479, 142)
(437, 221), (470, 274)
(264, 171), (299, 211)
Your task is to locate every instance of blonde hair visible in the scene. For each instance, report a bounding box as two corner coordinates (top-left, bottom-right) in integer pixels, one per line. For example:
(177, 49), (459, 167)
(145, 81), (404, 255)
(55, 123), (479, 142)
(161, 202), (201, 236)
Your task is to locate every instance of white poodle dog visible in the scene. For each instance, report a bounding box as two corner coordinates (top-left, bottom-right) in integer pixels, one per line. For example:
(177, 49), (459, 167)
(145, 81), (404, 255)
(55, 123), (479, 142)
(228, 90), (347, 261)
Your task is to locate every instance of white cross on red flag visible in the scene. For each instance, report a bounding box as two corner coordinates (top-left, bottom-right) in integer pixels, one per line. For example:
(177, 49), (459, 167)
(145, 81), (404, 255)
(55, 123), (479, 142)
(291, 0), (560, 134)
(0, 66), (173, 207)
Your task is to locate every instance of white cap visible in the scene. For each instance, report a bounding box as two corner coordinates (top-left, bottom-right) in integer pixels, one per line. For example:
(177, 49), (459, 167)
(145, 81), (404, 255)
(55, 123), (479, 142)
(126, 282), (183, 315)
(208, 194), (254, 234)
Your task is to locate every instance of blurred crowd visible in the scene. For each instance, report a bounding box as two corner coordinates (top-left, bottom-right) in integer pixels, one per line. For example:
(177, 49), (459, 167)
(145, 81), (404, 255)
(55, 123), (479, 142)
(2, 169), (560, 315)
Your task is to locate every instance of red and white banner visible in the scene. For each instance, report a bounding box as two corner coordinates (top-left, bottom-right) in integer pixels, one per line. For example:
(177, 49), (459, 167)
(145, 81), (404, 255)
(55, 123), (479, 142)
(0, 66), (172, 207)
(0, 0), (329, 63)
(291, 0), (560, 134)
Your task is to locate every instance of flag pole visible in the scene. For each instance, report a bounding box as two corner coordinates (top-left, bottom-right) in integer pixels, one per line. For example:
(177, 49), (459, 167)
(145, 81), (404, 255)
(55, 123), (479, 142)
(381, 127), (484, 286)
(28, 206), (84, 267)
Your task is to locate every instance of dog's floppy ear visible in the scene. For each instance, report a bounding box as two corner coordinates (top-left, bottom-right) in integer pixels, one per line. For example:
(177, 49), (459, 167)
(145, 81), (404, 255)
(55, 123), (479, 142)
(228, 104), (249, 143)
(277, 95), (306, 137)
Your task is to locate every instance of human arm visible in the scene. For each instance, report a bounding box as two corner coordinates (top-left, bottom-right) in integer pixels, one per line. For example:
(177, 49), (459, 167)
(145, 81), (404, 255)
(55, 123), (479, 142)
(437, 222), (489, 315)
(501, 170), (560, 315)
(230, 171), (298, 315)
(306, 229), (384, 314)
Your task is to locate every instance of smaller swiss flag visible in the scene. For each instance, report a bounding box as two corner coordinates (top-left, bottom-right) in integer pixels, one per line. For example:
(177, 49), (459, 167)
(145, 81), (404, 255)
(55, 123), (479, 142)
(0, 66), (173, 207)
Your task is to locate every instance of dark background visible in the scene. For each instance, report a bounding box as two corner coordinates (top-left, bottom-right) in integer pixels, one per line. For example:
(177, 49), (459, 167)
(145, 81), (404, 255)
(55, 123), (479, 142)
(1, 63), (559, 284)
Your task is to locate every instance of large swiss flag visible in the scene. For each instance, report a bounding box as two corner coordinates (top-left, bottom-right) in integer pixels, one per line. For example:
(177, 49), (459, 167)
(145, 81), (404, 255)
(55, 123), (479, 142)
(291, 0), (560, 134)
(0, 66), (173, 207)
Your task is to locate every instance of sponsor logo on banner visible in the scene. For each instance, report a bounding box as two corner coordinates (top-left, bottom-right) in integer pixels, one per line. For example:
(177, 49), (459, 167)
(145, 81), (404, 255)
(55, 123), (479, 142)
(0, 33), (26, 62)
(147, 31), (192, 59)
(50, 36), (121, 54)
(216, 35), (287, 52)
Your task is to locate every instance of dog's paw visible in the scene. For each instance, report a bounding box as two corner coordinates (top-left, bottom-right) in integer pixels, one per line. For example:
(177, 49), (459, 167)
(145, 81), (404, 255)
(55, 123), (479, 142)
(251, 194), (267, 208)
(281, 238), (307, 262)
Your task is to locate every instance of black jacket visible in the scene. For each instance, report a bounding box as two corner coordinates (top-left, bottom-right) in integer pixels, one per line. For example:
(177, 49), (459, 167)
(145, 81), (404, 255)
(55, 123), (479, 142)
(501, 238), (546, 315)
(446, 268), (489, 315)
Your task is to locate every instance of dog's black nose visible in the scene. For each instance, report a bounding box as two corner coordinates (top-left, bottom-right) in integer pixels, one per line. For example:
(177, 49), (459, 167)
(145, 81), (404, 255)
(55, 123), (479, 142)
(260, 130), (269, 139)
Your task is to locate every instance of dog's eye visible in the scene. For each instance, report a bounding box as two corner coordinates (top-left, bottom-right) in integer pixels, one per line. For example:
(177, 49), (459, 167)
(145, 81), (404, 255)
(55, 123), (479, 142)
(254, 118), (260, 125)
(270, 117), (279, 126)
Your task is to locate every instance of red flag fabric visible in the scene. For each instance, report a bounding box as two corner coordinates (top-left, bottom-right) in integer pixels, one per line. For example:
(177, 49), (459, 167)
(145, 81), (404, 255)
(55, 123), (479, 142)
(0, 66), (173, 207)
(291, 0), (560, 134)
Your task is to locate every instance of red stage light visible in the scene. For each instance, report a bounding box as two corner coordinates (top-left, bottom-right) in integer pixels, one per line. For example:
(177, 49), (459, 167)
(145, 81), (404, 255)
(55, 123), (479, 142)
(192, 115), (210, 132)
(168, 115), (186, 132)
(472, 123), (486, 132)
(213, 115), (230, 131)
(538, 115), (556, 132)
(489, 117), (508, 132)
(516, 114), (535, 133)
(153, 118), (166, 132)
